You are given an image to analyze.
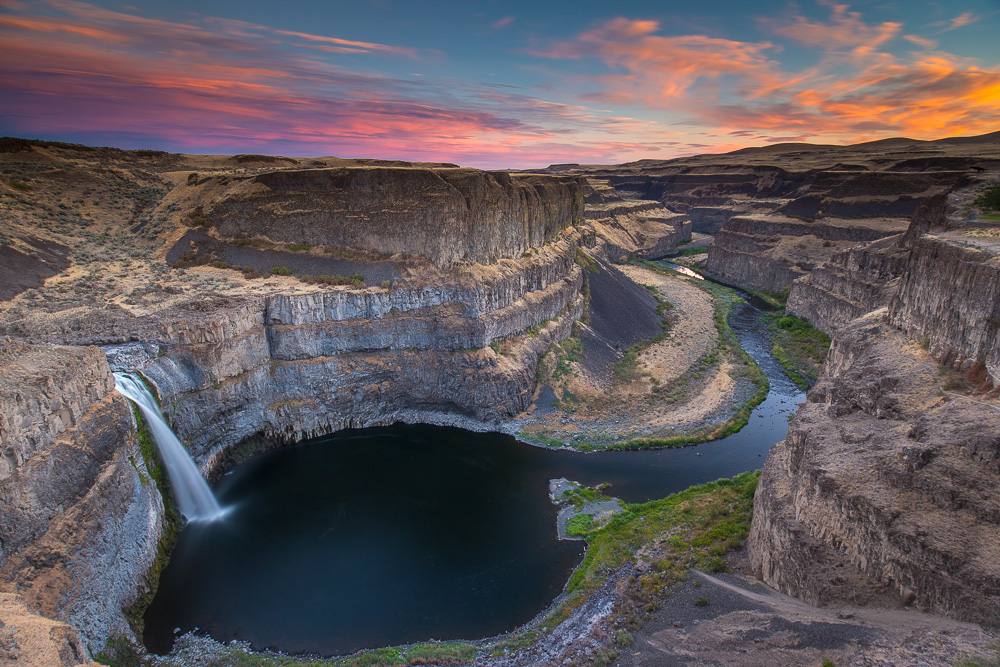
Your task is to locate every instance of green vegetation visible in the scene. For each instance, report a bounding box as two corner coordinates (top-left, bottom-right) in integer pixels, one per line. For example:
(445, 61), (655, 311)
(101, 639), (482, 667)
(822, 659), (836, 667)
(596, 264), (769, 451)
(566, 513), (595, 536)
(562, 482), (610, 507)
(8, 178), (31, 191)
(296, 274), (364, 286)
(764, 314), (831, 388)
(972, 183), (1000, 214)
(954, 641), (1000, 667)
(551, 336), (583, 380)
(287, 242), (313, 252)
(404, 642), (478, 665)
(575, 247), (601, 274)
(541, 472), (758, 633)
(754, 287), (789, 309)
(185, 208), (212, 228)
(612, 348), (641, 381)
(609, 282), (673, 383)
(95, 408), (184, 666)
(614, 630), (634, 648)
(381, 280), (392, 289)
(94, 635), (146, 667)
(270, 266), (293, 276)
(693, 596), (710, 607)
(672, 245), (709, 257)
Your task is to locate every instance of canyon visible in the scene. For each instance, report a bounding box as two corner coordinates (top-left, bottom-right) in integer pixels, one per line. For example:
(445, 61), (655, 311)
(1, 133), (999, 665)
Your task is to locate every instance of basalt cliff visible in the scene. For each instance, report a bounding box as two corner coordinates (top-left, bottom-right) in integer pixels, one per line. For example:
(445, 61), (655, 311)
(2, 133), (1000, 664)
(0, 139), (691, 657)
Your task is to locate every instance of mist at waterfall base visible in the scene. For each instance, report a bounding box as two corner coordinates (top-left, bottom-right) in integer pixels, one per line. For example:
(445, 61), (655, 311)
(113, 373), (225, 522)
(142, 300), (804, 657)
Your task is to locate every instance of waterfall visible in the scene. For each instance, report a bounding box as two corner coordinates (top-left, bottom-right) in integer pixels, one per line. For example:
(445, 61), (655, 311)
(114, 372), (225, 522)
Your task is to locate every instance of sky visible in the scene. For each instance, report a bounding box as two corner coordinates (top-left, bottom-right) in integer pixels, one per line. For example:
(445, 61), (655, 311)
(1, 0), (998, 168)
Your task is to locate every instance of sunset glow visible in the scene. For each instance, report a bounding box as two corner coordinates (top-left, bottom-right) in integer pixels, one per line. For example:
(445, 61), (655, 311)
(1, 0), (997, 168)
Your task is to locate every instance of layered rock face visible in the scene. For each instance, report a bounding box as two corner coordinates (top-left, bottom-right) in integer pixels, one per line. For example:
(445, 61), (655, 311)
(138, 231), (587, 468)
(749, 312), (1000, 624)
(0, 158), (592, 654)
(0, 342), (162, 651)
(889, 237), (1000, 384)
(705, 215), (908, 293)
(199, 168), (585, 268)
(581, 180), (692, 259)
(786, 235), (910, 334)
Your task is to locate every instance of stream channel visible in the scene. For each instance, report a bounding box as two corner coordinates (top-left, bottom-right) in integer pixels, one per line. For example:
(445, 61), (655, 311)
(143, 270), (806, 657)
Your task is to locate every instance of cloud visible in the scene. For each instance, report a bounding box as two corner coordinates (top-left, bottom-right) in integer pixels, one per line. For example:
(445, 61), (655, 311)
(698, 55), (1000, 139)
(491, 16), (514, 30)
(532, 18), (784, 105)
(534, 8), (1000, 145)
(0, 0), (693, 168)
(933, 11), (980, 32)
(761, 3), (902, 53)
(903, 34), (938, 50)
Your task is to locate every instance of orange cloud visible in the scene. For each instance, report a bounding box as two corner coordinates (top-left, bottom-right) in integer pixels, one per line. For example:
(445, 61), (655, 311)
(761, 3), (902, 53)
(934, 11), (980, 32)
(534, 18), (783, 105)
(534, 8), (1000, 146)
(0, 1), (695, 167)
(903, 35), (938, 50)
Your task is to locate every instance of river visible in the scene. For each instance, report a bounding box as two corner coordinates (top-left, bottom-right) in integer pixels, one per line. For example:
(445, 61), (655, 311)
(143, 278), (805, 656)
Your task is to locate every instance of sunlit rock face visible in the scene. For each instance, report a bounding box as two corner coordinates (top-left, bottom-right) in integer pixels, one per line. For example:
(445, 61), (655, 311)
(785, 234), (910, 335)
(888, 237), (1000, 385)
(749, 238), (1000, 626)
(200, 167), (586, 269)
(0, 342), (163, 652)
(0, 160), (603, 655)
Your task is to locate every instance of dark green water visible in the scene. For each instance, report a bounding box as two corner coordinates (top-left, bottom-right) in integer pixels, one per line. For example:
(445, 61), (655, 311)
(144, 300), (804, 656)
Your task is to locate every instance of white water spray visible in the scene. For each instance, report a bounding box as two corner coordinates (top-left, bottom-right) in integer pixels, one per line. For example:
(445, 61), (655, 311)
(114, 372), (225, 522)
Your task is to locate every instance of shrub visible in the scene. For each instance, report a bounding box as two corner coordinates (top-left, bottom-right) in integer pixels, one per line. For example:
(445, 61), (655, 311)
(693, 596), (710, 607)
(566, 513), (594, 536)
(381, 280), (391, 289)
(287, 242), (312, 252)
(211, 260), (230, 269)
(614, 630), (634, 648)
(270, 266), (293, 276)
(352, 272), (364, 285)
(972, 184), (1000, 213)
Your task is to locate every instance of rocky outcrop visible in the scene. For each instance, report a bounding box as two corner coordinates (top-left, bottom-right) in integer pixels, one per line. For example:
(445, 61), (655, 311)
(572, 179), (692, 259)
(198, 168), (586, 269)
(889, 237), (1000, 384)
(749, 312), (1000, 624)
(138, 233), (587, 468)
(0, 158), (595, 655)
(705, 215), (908, 293)
(0, 342), (163, 652)
(786, 235), (910, 334)
(0, 592), (98, 666)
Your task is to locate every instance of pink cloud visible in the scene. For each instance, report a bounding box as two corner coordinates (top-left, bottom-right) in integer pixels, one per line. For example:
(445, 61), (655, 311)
(534, 9), (1000, 145)
(761, 3), (902, 53)
(532, 18), (784, 105)
(933, 11), (980, 32)
(0, 1), (695, 168)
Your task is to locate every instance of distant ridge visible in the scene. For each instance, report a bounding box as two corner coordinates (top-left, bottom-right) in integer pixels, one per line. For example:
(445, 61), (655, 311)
(544, 130), (1000, 171)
